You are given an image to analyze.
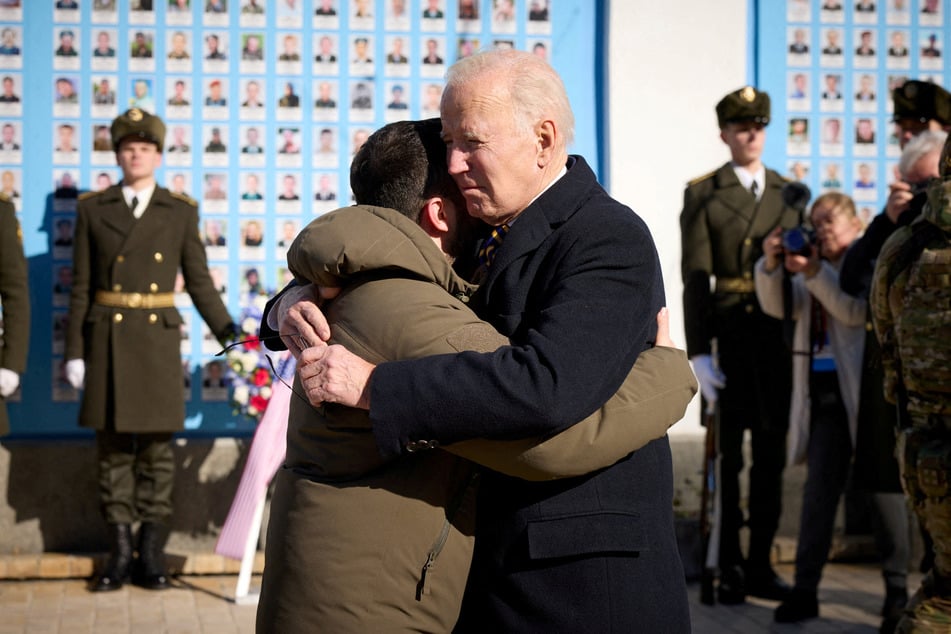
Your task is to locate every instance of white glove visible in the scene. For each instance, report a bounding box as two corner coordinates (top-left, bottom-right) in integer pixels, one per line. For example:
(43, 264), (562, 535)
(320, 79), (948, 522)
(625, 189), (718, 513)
(690, 354), (726, 405)
(65, 358), (85, 390)
(0, 368), (19, 398)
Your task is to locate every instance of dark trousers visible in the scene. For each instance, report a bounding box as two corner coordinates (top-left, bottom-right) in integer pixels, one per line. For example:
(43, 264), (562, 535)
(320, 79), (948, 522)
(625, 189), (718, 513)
(794, 370), (852, 591)
(96, 429), (174, 525)
(717, 317), (792, 572)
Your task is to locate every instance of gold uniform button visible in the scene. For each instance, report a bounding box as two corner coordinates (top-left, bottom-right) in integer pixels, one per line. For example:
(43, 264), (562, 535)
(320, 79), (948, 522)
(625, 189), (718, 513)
(113, 284), (122, 291)
(745, 304), (754, 314)
(114, 313), (123, 323)
(743, 238), (752, 246)
(154, 252), (163, 263)
(149, 314), (158, 324)
(150, 282), (159, 292)
(743, 272), (752, 280)
(866, 321), (874, 332)
(116, 255), (125, 263)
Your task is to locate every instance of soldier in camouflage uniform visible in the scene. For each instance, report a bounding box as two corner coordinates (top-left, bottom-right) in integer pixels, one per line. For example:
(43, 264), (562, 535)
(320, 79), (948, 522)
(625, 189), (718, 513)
(871, 133), (951, 633)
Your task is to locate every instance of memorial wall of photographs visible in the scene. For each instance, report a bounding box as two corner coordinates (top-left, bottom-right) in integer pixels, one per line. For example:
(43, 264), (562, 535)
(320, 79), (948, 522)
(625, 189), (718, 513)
(759, 0), (946, 227)
(0, 0), (599, 437)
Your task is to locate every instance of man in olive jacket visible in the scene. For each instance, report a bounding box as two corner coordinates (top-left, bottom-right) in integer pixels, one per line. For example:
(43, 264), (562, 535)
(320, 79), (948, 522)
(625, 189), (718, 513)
(257, 120), (697, 633)
(0, 195), (29, 435)
(66, 109), (236, 593)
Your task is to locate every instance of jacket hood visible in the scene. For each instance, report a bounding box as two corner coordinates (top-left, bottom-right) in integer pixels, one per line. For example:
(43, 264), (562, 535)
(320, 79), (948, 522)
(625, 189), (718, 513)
(287, 204), (476, 298)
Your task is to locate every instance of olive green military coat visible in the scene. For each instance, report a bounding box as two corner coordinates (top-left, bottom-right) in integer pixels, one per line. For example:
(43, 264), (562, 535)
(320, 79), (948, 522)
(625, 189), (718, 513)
(66, 185), (232, 432)
(0, 198), (29, 435)
(681, 163), (800, 356)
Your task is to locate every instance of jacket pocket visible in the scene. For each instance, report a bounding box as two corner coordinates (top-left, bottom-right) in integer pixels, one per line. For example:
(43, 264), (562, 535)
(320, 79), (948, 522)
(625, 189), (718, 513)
(526, 512), (646, 560)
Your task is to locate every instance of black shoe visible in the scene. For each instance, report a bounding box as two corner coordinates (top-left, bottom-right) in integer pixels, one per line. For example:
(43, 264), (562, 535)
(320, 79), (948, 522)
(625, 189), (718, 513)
(879, 586), (907, 633)
(775, 588), (818, 623)
(717, 564), (746, 605)
(133, 521), (172, 590)
(89, 523), (133, 593)
(745, 567), (792, 601)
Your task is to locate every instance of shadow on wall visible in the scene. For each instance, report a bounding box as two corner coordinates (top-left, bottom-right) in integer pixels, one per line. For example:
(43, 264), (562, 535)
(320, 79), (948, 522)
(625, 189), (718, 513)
(2, 438), (251, 554)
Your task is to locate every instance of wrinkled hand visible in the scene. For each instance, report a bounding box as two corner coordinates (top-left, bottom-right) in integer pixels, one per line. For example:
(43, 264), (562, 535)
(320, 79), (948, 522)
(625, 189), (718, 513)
(654, 307), (676, 348)
(885, 179), (913, 224)
(691, 354), (725, 404)
(0, 368), (19, 398)
(65, 358), (85, 390)
(298, 344), (374, 410)
(274, 283), (339, 359)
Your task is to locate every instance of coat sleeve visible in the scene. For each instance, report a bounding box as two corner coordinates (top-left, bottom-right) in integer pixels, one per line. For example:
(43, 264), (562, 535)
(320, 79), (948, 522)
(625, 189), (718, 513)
(369, 205), (664, 456)
(446, 346), (697, 480)
(66, 199), (90, 361)
(180, 202), (233, 338)
(805, 261), (867, 327)
(680, 182), (714, 357)
(0, 201), (29, 372)
(870, 228), (909, 404)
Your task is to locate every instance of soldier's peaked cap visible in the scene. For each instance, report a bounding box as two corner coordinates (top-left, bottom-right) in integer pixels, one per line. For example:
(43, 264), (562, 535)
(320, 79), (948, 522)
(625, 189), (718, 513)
(716, 86), (771, 128)
(110, 108), (166, 152)
(892, 80), (951, 125)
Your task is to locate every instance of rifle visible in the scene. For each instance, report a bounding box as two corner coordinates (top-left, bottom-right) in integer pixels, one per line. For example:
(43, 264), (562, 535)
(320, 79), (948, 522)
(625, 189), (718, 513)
(698, 339), (721, 606)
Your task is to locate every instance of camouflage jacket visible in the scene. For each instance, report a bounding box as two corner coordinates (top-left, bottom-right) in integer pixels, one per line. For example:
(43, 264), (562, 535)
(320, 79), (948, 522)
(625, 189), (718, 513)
(871, 179), (951, 415)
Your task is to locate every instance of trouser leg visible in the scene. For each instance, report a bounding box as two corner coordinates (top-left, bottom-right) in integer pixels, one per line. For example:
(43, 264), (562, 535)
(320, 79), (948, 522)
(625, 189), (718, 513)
(747, 422), (788, 571)
(793, 372), (851, 592)
(872, 492), (911, 590)
(96, 429), (138, 524)
(718, 418), (745, 570)
(134, 432), (175, 524)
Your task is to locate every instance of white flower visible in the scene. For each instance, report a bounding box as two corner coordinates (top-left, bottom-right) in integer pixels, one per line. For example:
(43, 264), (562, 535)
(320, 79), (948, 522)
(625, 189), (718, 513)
(233, 385), (250, 405)
(241, 317), (259, 334)
(259, 386), (272, 400)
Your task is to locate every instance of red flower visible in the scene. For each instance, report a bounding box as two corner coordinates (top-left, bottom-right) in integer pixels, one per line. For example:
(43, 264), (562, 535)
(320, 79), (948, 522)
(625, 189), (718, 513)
(252, 367), (269, 386)
(250, 394), (269, 412)
(244, 335), (262, 351)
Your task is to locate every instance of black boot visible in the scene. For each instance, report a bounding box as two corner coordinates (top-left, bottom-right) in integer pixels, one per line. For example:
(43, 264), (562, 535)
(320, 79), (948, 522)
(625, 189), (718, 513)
(134, 521), (171, 590)
(775, 587), (819, 623)
(90, 523), (133, 592)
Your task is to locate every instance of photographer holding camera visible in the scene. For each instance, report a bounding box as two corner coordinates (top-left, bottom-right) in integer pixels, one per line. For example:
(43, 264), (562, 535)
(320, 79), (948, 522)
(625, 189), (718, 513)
(754, 192), (868, 623)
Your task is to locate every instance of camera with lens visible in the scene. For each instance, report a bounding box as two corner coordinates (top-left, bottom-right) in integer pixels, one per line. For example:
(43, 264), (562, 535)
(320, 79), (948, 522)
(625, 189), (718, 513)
(781, 226), (815, 257)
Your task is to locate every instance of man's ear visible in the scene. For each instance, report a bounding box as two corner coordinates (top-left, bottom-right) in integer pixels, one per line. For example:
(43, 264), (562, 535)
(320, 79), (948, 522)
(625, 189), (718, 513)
(418, 197), (449, 237)
(536, 119), (556, 166)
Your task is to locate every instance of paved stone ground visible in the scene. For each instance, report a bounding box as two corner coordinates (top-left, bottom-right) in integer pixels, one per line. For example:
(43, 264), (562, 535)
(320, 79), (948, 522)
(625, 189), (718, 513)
(0, 561), (923, 633)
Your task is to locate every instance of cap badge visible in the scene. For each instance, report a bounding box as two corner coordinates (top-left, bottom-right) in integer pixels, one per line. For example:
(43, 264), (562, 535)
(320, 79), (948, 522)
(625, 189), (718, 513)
(128, 108), (143, 121)
(740, 86), (756, 102)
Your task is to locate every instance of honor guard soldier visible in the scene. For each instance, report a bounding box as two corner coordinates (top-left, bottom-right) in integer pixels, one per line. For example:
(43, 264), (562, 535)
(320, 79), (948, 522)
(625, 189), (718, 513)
(0, 194), (29, 435)
(681, 86), (800, 604)
(65, 109), (238, 592)
(871, 132), (951, 633)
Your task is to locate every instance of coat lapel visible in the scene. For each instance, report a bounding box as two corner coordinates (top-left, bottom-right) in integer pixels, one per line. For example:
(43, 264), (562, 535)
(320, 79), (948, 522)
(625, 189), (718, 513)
(713, 163), (757, 224)
(481, 157), (594, 297)
(98, 185), (136, 239)
(121, 187), (175, 254)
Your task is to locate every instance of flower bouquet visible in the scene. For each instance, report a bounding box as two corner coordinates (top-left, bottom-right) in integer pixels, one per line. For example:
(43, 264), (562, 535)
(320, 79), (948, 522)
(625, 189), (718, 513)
(226, 296), (296, 423)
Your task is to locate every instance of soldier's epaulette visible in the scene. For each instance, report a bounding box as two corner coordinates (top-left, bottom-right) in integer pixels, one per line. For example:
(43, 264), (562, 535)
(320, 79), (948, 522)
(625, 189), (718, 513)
(687, 170), (716, 187)
(169, 191), (198, 207)
(78, 189), (101, 201)
(0, 192), (9, 203)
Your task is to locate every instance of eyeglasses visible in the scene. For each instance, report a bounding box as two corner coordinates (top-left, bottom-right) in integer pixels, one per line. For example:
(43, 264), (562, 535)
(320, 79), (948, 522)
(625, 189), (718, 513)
(215, 334), (312, 408)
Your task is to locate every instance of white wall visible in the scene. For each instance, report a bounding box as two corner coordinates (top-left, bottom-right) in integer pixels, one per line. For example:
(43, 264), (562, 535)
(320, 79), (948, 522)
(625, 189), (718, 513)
(606, 0), (750, 436)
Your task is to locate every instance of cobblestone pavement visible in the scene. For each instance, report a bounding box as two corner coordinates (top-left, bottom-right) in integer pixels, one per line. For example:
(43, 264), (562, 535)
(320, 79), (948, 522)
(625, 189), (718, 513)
(0, 562), (923, 633)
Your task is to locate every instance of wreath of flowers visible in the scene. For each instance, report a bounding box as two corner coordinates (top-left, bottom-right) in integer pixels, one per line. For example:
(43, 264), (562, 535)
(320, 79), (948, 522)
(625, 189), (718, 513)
(226, 296), (296, 423)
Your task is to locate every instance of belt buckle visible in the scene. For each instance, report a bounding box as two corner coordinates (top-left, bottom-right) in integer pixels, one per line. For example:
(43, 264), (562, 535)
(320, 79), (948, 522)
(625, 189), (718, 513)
(127, 292), (143, 308)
